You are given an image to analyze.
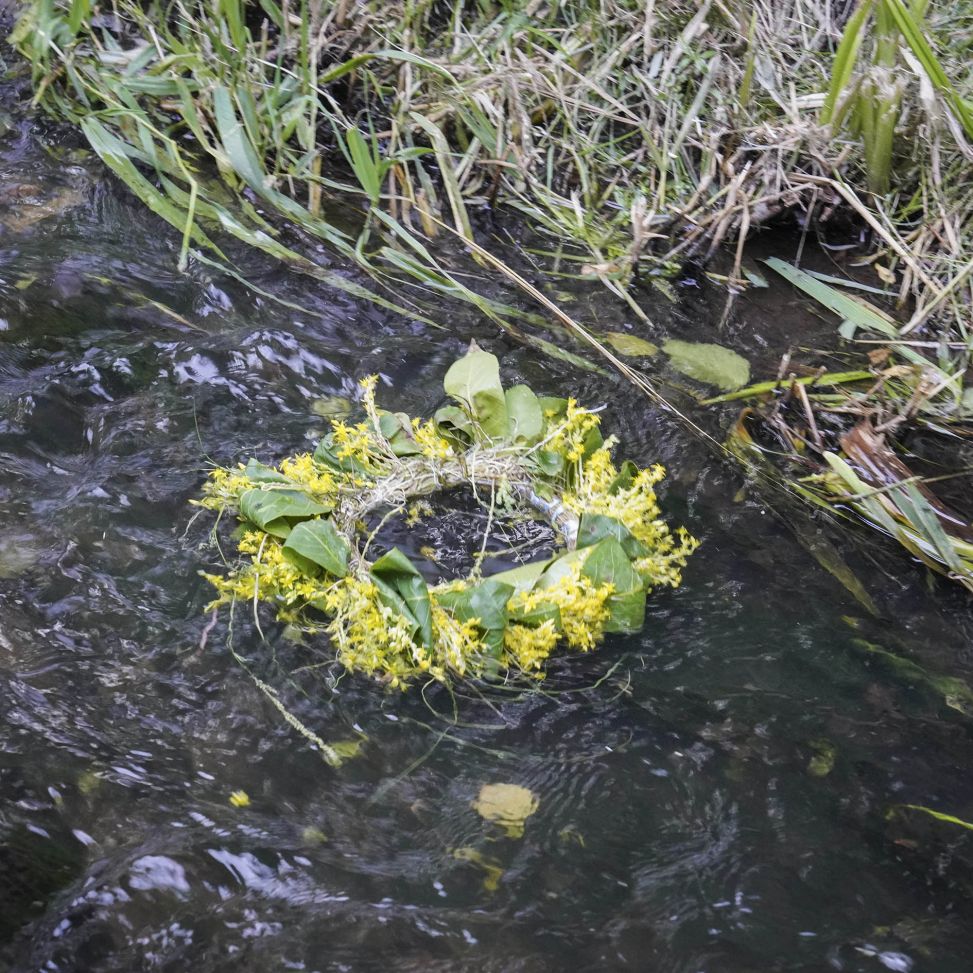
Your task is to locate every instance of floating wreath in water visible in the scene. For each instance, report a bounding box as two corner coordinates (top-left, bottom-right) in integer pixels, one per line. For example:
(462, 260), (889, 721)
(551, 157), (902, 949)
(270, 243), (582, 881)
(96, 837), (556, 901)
(196, 344), (697, 687)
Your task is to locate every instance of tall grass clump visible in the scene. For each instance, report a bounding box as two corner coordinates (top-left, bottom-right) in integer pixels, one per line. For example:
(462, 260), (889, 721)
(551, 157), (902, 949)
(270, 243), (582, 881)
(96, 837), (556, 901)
(11, 0), (973, 331)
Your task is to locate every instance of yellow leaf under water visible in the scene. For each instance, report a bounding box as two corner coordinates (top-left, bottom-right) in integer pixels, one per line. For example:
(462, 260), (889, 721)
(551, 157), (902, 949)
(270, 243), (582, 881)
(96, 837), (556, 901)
(473, 783), (539, 838)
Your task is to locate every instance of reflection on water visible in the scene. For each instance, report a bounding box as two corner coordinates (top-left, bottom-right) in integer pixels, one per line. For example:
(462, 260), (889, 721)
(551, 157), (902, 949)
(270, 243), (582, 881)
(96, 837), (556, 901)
(3, 66), (973, 973)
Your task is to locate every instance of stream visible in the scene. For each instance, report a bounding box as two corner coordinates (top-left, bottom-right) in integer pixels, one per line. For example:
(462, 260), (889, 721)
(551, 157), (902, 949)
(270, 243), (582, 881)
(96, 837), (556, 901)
(3, 54), (973, 973)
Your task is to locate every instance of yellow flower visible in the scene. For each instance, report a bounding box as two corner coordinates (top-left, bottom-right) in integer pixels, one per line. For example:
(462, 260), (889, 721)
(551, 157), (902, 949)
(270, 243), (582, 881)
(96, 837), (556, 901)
(229, 790), (250, 807)
(411, 418), (452, 460)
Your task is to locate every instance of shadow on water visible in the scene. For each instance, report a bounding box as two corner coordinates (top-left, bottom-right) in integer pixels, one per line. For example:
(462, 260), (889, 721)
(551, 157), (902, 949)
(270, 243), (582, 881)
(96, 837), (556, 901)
(3, 55), (973, 973)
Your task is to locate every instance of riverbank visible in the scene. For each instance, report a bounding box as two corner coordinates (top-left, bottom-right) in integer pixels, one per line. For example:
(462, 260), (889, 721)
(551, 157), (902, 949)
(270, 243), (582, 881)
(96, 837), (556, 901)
(14, 0), (973, 324)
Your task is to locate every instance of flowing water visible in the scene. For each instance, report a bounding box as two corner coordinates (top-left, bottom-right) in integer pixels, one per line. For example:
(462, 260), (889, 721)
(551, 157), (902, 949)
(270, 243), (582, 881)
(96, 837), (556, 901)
(3, 62), (973, 973)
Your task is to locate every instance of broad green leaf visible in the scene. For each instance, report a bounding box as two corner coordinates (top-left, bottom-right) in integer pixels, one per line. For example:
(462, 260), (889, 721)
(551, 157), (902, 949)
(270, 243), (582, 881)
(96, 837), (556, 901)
(504, 385), (544, 445)
(244, 459), (289, 483)
(313, 435), (372, 474)
(437, 578), (513, 657)
(663, 339), (751, 391)
(371, 548), (432, 647)
(533, 450), (565, 477)
(477, 559), (563, 628)
(538, 396), (568, 426)
(604, 332), (659, 357)
(536, 547), (591, 589)
(283, 519), (349, 578)
(581, 420), (604, 459)
(580, 537), (646, 633)
(443, 345), (508, 439)
(378, 411), (422, 456)
(239, 489), (332, 537)
(577, 514), (649, 558)
(488, 559), (551, 594)
(507, 598), (561, 629)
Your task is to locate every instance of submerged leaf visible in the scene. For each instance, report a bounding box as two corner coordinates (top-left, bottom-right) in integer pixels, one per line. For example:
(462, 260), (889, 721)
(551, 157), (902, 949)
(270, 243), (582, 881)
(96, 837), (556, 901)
(807, 740), (836, 777)
(473, 783), (539, 838)
(663, 339), (750, 390)
(604, 332), (659, 357)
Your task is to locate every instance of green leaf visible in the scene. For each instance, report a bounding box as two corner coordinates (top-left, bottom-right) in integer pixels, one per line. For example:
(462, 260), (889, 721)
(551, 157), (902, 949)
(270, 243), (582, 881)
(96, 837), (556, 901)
(662, 339), (751, 391)
(378, 411), (422, 457)
(317, 48), (455, 86)
(604, 332), (659, 357)
(433, 405), (475, 449)
(577, 514), (649, 558)
(409, 112), (474, 244)
(608, 460), (639, 494)
(371, 548), (432, 647)
(896, 481), (963, 572)
(244, 459), (289, 483)
(239, 489), (332, 537)
(761, 259), (936, 370)
(882, 0), (973, 140)
(438, 579), (514, 657)
(313, 435), (372, 474)
(581, 419), (604, 459)
(580, 537), (646, 633)
(212, 85), (268, 190)
(533, 450), (565, 477)
(536, 547), (591, 589)
(283, 519), (349, 578)
(488, 559), (551, 594)
(443, 344), (508, 439)
(504, 385), (544, 445)
(343, 126), (383, 204)
(821, 0), (875, 123)
(508, 600), (561, 629)
(539, 396), (568, 419)
(485, 561), (560, 628)
(79, 118), (224, 257)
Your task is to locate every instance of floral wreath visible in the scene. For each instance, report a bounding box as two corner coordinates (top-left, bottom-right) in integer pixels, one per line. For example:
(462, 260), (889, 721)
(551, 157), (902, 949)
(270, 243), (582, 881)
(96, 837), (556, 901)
(196, 345), (698, 688)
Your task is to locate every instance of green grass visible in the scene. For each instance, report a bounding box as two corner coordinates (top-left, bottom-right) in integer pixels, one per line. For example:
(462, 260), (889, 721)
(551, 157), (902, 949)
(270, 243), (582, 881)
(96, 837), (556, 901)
(13, 0), (973, 333)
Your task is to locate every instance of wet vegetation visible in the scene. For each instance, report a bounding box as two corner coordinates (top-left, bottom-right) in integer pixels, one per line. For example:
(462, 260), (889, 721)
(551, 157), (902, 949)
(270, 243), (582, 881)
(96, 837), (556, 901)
(3, 1), (973, 969)
(14, 0), (973, 580)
